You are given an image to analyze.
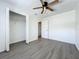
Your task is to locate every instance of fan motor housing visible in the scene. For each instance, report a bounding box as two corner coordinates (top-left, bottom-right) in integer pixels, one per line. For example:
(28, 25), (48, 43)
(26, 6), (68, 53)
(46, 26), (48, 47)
(44, 2), (48, 6)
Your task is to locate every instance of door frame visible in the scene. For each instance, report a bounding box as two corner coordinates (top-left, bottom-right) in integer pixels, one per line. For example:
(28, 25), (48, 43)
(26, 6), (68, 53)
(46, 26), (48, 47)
(5, 8), (30, 51)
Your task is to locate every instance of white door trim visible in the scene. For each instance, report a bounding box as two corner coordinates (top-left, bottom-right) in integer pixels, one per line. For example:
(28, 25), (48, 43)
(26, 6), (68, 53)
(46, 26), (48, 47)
(5, 8), (30, 51)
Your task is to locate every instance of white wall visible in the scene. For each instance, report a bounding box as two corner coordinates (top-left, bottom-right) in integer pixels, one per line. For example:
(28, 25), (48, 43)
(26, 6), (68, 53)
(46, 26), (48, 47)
(0, 1), (39, 52)
(10, 12), (26, 44)
(42, 10), (76, 44)
(0, 7), (6, 52)
(75, 4), (79, 50)
(42, 20), (49, 38)
(29, 15), (38, 42)
(0, 1), (29, 52)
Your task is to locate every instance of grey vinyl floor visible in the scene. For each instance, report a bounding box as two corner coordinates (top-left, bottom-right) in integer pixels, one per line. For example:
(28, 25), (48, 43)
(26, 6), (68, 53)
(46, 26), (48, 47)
(0, 38), (79, 59)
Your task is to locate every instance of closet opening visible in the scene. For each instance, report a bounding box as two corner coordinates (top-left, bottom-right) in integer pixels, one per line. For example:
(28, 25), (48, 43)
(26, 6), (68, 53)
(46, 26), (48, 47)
(9, 11), (26, 50)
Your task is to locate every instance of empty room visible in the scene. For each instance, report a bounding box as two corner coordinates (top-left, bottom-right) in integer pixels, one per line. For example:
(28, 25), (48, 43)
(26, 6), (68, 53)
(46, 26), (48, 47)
(0, 0), (79, 59)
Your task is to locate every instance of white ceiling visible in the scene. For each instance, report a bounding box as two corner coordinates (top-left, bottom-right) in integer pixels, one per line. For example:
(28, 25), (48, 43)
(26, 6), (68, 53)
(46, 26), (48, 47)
(1, 0), (79, 17)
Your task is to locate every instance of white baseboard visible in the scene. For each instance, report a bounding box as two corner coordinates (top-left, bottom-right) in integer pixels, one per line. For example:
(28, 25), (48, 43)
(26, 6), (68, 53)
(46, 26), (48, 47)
(75, 42), (79, 51)
(76, 45), (79, 51)
(29, 38), (38, 43)
(0, 49), (5, 53)
(77, 47), (79, 51)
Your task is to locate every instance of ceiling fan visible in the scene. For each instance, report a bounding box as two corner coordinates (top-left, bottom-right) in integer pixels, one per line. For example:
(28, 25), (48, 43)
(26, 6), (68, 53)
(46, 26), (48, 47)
(33, 0), (59, 14)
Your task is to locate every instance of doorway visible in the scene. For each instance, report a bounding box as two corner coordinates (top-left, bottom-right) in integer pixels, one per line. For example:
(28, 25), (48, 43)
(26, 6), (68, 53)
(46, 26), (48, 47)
(9, 11), (26, 49)
(5, 8), (29, 51)
(38, 22), (42, 39)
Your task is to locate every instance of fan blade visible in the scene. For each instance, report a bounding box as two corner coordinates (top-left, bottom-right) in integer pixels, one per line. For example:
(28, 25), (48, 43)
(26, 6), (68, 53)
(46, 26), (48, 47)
(33, 7), (43, 9)
(40, 0), (44, 5)
(41, 7), (44, 14)
(48, 0), (59, 6)
(46, 7), (54, 11)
